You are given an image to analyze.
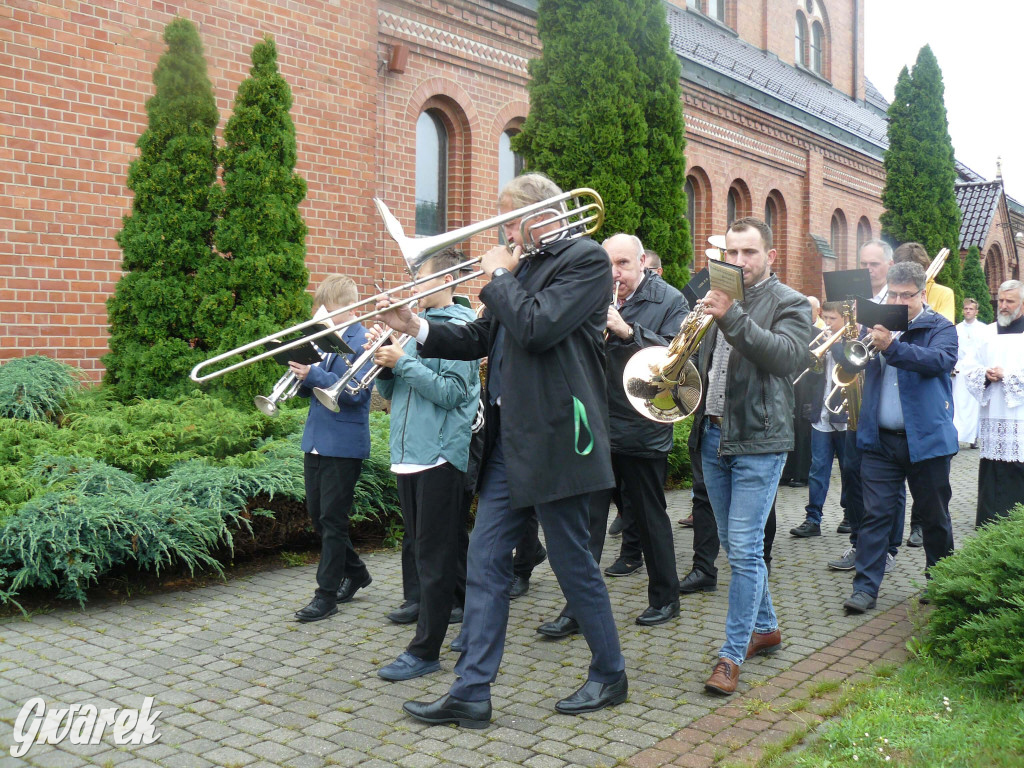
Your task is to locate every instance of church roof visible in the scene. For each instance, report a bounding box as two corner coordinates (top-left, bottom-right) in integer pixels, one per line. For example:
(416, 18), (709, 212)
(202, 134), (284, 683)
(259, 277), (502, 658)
(956, 180), (1004, 249)
(665, 6), (889, 157)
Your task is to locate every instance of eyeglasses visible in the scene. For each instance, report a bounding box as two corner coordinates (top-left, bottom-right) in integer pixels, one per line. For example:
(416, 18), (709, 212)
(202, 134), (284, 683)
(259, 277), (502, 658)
(886, 289), (923, 302)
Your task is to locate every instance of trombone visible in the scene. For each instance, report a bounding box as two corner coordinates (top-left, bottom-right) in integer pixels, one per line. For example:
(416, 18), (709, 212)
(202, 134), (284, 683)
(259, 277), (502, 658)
(189, 189), (604, 384)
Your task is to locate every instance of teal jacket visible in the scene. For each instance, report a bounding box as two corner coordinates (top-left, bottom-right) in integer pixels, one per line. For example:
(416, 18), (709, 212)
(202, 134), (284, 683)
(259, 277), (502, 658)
(375, 303), (480, 472)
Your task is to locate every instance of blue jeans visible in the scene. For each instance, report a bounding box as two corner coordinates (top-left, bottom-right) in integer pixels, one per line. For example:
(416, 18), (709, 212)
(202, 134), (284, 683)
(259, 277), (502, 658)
(804, 428), (847, 525)
(701, 421), (783, 667)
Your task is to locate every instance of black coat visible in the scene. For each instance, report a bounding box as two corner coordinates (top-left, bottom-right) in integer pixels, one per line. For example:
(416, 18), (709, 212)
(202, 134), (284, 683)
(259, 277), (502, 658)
(419, 236), (615, 508)
(605, 271), (689, 456)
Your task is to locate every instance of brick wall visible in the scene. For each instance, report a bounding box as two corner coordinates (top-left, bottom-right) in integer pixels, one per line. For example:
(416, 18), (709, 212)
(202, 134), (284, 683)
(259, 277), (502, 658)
(2, 0), (885, 381)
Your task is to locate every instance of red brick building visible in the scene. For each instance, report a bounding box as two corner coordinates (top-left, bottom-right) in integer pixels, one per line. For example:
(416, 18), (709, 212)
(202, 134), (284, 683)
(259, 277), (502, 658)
(0, 0), (1018, 379)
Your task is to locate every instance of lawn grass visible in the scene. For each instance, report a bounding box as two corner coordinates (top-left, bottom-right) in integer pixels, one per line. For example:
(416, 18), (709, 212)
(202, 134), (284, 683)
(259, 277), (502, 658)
(761, 654), (1024, 768)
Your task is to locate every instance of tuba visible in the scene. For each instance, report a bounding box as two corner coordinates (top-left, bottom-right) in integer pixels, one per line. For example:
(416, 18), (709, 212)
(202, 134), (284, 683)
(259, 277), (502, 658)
(622, 303), (714, 423)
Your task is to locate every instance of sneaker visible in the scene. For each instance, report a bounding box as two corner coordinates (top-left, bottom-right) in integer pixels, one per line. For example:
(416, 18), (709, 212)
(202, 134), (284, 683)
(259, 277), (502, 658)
(884, 552), (895, 574)
(828, 547), (857, 571)
(789, 520), (821, 538)
(836, 517), (852, 534)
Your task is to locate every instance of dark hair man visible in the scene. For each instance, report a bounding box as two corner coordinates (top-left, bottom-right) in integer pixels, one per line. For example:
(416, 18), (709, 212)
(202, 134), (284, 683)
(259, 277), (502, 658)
(695, 217), (811, 695)
(843, 261), (958, 613)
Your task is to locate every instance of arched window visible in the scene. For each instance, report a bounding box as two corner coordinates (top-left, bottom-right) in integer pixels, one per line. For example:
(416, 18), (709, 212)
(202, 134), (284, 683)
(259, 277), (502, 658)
(831, 210), (848, 265)
(795, 13), (808, 66)
(765, 190), (788, 277)
(727, 180), (751, 228)
(685, 178), (697, 257)
(856, 217), (872, 253)
(727, 189), (739, 227)
(416, 110), (448, 236)
(764, 197), (777, 232)
(498, 129), (524, 194)
(811, 22), (824, 74)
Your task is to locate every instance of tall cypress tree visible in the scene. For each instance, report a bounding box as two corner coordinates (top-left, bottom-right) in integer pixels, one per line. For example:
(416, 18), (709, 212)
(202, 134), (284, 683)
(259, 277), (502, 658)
(880, 45), (963, 318)
(630, 0), (691, 289)
(961, 245), (994, 323)
(199, 37), (310, 406)
(104, 18), (219, 400)
(512, 0), (648, 238)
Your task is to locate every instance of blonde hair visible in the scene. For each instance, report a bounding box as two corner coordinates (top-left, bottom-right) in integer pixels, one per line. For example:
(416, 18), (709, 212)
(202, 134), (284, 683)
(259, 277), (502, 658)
(314, 275), (357, 309)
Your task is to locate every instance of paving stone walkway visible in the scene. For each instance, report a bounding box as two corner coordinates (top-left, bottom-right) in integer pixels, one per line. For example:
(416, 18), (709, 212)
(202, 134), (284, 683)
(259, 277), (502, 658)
(0, 450), (980, 768)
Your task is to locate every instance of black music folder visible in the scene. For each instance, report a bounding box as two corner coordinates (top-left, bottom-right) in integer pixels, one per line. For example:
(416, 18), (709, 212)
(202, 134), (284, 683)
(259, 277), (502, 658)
(822, 269), (872, 303)
(857, 300), (908, 332)
(265, 323), (353, 366)
(682, 268), (711, 308)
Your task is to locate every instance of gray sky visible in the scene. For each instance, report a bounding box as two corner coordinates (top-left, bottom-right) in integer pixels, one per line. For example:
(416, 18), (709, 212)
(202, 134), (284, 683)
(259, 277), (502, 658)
(864, 0), (1024, 202)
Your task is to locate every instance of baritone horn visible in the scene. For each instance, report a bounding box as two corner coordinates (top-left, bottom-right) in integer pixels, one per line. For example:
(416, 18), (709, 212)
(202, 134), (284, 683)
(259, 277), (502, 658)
(189, 189), (604, 384)
(622, 302), (714, 423)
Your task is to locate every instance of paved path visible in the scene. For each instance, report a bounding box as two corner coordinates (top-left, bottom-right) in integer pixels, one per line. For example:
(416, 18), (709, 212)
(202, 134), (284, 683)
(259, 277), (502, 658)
(0, 450), (981, 768)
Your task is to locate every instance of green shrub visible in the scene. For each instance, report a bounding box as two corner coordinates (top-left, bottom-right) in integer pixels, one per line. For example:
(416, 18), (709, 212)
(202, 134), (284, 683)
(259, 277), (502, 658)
(0, 356), (82, 422)
(924, 505), (1024, 695)
(666, 418), (693, 489)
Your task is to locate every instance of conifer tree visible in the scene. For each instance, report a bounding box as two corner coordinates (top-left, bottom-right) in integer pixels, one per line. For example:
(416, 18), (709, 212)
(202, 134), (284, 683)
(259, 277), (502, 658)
(630, 0), (691, 288)
(961, 246), (994, 324)
(104, 18), (219, 400)
(200, 37), (310, 406)
(513, 0), (648, 239)
(880, 46), (963, 318)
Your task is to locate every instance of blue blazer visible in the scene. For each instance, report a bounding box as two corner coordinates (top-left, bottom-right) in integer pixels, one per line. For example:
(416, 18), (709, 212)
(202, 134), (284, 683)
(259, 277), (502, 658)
(857, 308), (959, 463)
(298, 322), (373, 459)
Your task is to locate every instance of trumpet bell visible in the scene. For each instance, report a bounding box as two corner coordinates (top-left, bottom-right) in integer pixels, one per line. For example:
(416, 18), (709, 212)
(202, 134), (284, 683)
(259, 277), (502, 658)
(623, 346), (703, 424)
(254, 395), (279, 417)
(313, 385), (341, 413)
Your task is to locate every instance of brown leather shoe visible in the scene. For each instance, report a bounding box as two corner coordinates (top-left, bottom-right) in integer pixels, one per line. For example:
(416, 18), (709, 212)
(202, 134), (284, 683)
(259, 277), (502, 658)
(678, 514), (694, 527)
(745, 628), (782, 659)
(704, 658), (739, 695)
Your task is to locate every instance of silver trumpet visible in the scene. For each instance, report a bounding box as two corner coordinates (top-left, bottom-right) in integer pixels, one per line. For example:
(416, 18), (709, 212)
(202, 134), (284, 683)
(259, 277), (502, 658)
(313, 330), (412, 412)
(254, 372), (302, 417)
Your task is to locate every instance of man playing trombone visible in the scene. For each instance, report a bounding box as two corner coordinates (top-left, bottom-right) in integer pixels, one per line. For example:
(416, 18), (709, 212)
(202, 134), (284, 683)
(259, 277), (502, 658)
(377, 172), (626, 728)
(370, 248), (480, 682)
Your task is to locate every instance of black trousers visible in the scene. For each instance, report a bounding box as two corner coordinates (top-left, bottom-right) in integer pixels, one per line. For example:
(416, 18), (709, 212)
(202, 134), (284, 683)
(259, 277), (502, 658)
(687, 440), (775, 578)
(398, 463), (469, 661)
(853, 430), (954, 597)
(977, 458), (1024, 527)
(591, 453), (679, 607)
(304, 454), (367, 602)
(400, 484), (469, 610)
(511, 510), (546, 578)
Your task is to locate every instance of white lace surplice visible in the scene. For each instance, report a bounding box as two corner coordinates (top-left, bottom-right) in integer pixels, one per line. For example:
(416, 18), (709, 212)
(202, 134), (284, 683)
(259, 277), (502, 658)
(966, 333), (1024, 462)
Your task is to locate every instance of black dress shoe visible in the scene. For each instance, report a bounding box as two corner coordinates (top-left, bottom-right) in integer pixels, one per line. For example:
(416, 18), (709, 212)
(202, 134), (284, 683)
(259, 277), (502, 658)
(294, 596), (338, 623)
(337, 572), (372, 603)
(636, 601), (679, 626)
(604, 558), (643, 577)
(679, 568), (717, 593)
(789, 520), (821, 538)
(387, 600), (419, 624)
(608, 515), (624, 536)
(837, 517), (852, 534)
(449, 606), (464, 624)
(554, 672), (628, 714)
(907, 525), (924, 548)
(537, 615), (580, 638)
(787, 479), (808, 488)
(403, 694), (491, 729)
(510, 574), (530, 599)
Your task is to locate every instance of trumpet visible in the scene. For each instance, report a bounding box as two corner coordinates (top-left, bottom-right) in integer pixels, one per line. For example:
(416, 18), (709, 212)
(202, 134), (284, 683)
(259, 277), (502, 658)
(254, 372), (302, 417)
(604, 282), (621, 341)
(622, 301), (713, 423)
(313, 330), (412, 412)
(793, 324), (849, 385)
(189, 188), (604, 384)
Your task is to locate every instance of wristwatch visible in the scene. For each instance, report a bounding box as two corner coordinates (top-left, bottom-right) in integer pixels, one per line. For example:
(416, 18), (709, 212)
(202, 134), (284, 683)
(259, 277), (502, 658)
(492, 267), (510, 279)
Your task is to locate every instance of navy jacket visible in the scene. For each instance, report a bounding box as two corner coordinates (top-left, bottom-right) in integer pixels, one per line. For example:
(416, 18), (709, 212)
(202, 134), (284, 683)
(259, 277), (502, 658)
(419, 236), (615, 509)
(857, 308), (959, 463)
(298, 322), (373, 459)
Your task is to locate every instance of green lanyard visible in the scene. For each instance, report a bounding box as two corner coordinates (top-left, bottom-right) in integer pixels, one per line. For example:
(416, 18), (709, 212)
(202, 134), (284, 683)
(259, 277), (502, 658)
(573, 397), (594, 456)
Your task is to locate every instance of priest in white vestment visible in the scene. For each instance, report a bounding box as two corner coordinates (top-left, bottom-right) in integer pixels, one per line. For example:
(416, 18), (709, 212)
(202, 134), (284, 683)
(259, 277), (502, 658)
(966, 280), (1024, 527)
(953, 298), (990, 445)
